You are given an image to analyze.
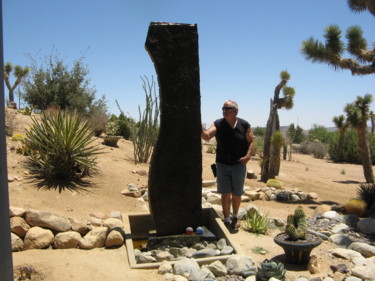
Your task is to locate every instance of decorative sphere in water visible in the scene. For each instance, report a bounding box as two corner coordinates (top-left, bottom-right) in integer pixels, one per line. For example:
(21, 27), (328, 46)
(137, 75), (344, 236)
(185, 227), (193, 235)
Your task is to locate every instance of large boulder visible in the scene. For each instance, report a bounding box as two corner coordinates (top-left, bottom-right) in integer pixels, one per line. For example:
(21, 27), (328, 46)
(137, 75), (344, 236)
(25, 210), (71, 232)
(79, 227), (108, 249)
(53, 231), (82, 249)
(23, 226), (54, 250)
(10, 216), (30, 238)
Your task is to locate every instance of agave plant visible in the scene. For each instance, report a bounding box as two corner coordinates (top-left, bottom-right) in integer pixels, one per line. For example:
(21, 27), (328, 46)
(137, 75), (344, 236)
(243, 209), (269, 234)
(256, 259), (286, 281)
(24, 110), (101, 180)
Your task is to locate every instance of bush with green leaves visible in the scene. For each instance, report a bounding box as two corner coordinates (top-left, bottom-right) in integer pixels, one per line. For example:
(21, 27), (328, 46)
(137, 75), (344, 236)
(24, 110), (101, 180)
(327, 129), (373, 164)
(308, 124), (330, 143)
(22, 52), (108, 116)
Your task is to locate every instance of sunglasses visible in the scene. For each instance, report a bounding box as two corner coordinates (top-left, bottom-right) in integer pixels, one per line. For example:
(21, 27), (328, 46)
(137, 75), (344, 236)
(222, 106), (235, 111)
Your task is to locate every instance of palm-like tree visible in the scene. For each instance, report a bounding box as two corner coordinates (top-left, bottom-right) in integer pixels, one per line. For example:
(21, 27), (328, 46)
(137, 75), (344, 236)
(348, 0), (375, 16)
(344, 94), (374, 183)
(261, 70), (295, 182)
(3, 62), (30, 107)
(332, 115), (349, 162)
(301, 0), (375, 75)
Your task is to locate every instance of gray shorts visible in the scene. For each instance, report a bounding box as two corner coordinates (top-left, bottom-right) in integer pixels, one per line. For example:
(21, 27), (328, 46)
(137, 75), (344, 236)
(216, 163), (246, 196)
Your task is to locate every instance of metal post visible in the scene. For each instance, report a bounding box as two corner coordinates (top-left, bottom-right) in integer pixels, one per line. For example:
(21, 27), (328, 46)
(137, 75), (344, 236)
(0, 0), (15, 279)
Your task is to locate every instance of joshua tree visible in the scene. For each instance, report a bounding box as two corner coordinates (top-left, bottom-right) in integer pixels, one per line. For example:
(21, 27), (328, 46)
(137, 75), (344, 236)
(269, 131), (285, 179)
(348, 0), (375, 16)
(345, 94), (374, 183)
(3, 62), (30, 107)
(332, 115), (349, 162)
(301, 0), (375, 75)
(261, 70), (295, 182)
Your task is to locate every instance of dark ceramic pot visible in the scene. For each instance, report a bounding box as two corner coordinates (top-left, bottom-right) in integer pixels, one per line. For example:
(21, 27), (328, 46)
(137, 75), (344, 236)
(274, 232), (322, 264)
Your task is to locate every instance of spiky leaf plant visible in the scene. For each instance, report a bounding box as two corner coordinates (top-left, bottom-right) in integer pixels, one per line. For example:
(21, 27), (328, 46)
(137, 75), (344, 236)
(243, 209), (269, 234)
(358, 183), (375, 211)
(24, 110), (101, 180)
(256, 259), (286, 281)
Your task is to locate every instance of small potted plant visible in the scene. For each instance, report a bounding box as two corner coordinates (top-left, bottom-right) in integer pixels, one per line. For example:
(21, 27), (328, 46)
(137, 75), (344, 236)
(274, 206), (322, 265)
(101, 121), (122, 147)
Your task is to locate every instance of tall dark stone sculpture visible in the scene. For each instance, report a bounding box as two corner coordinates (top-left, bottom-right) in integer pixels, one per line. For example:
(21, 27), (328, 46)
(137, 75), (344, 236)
(145, 22), (202, 236)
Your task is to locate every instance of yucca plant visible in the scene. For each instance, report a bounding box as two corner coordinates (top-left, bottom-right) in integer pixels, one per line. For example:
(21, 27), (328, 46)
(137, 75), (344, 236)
(24, 110), (101, 180)
(243, 209), (269, 234)
(358, 183), (375, 211)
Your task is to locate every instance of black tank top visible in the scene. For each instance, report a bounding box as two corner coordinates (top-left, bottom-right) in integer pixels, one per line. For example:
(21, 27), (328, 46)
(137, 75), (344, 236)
(214, 118), (250, 165)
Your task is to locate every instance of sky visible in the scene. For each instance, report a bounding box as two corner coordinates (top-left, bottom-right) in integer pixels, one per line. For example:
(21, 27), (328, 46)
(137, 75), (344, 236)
(3, 0), (375, 130)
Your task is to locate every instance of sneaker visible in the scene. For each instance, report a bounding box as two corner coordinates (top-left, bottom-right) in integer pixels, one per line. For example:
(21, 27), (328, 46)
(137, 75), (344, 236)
(224, 221), (231, 230)
(224, 221), (238, 234)
(231, 217), (240, 229)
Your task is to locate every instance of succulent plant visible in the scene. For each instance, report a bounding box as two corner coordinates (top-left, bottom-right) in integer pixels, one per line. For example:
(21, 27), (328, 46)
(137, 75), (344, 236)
(256, 259), (286, 281)
(243, 209), (269, 234)
(11, 133), (25, 142)
(345, 198), (367, 216)
(285, 206), (307, 241)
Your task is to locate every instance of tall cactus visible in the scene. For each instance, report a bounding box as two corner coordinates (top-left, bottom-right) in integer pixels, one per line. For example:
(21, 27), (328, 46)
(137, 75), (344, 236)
(285, 206), (307, 241)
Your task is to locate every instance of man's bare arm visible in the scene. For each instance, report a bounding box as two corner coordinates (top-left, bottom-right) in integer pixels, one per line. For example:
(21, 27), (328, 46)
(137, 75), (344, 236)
(201, 124), (217, 141)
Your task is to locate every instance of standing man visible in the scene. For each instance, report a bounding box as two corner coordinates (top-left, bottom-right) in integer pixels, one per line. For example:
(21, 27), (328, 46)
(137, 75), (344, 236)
(202, 100), (254, 233)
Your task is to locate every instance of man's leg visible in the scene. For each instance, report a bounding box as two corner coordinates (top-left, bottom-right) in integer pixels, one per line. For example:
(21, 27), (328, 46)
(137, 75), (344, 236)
(231, 194), (241, 215)
(221, 193), (231, 221)
(231, 194), (241, 229)
(230, 163), (247, 229)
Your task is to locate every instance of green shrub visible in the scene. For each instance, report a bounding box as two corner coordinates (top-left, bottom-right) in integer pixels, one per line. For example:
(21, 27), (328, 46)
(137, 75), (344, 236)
(117, 119), (132, 140)
(243, 209), (269, 234)
(308, 124), (330, 143)
(328, 130), (361, 163)
(25, 110), (101, 180)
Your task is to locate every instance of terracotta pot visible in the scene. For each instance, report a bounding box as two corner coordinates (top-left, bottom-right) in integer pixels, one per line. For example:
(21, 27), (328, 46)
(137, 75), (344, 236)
(274, 232), (322, 264)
